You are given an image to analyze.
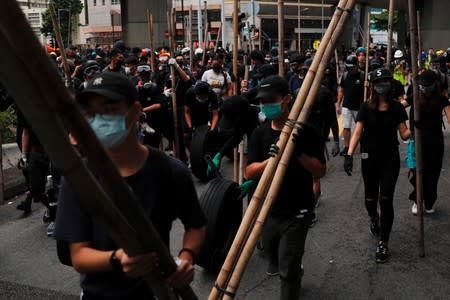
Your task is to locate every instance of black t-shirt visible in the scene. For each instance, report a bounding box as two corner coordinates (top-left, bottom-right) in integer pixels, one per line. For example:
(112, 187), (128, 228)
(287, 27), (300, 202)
(308, 85), (334, 136)
(184, 87), (218, 127)
(138, 83), (165, 131)
(340, 70), (365, 110)
(247, 122), (325, 216)
(54, 148), (206, 298)
(392, 79), (405, 99)
(356, 101), (408, 153)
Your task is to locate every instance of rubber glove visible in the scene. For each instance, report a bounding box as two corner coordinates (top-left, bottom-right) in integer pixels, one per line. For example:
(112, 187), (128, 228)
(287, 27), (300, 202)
(207, 152), (222, 175)
(344, 154), (353, 176)
(238, 179), (256, 197)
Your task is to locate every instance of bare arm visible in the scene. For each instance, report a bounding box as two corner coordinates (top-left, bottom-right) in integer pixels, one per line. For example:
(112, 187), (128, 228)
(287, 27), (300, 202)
(184, 105), (192, 129)
(336, 87), (344, 114)
(445, 105), (450, 124)
(210, 110), (219, 130)
(398, 122), (410, 141)
(347, 121), (364, 156)
(21, 127), (30, 154)
(245, 159), (269, 180)
(296, 153), (326, 178)
(176, 66), (191, 82)
(142, 103), (161, 113)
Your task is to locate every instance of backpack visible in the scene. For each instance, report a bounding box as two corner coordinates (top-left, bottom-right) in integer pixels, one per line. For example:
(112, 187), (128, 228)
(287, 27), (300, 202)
(56, 147), (174, 266)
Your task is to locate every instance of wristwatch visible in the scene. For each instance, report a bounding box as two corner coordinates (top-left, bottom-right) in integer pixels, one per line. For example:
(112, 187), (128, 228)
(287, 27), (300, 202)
(109, 249), (122, 272)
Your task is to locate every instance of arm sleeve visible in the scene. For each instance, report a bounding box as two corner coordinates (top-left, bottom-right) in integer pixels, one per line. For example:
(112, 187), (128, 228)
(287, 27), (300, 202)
(355, 102), (368, 122)
(396, 102), (408, 124)
(246, 127), (264, 165)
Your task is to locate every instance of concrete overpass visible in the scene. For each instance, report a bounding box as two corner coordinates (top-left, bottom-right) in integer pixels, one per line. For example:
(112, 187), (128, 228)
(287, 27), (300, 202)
(120, 0), (450, 50)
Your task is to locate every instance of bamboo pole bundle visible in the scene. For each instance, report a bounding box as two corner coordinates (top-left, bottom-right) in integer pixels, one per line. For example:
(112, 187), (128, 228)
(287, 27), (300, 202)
(0, 1), (198, 299)
(386, 0), (395, 67)
(407, 0), (425, 257)
(363, 9), (371, 101)
(49, 4), (72, 88)
(208, 1), (353, 299)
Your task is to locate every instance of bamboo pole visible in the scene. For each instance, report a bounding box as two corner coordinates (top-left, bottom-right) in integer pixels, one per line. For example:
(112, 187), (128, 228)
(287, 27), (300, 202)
(298, 0), (301, 53)
(386, 0), (394, 67)
(231, 0), (239, 184)
(0, 1), (199, 299)
(49, 3), (72, 88)
(167, 10), (180, 159)
(277, 0), (285, 76)
(407, 0), (425, 258)
(215, 22), (222, 52)
(189, 5), (193, 70)
(259, 21), (263, 51)
(417, 10), (422, 70)
(238, 65), (250, 185)
(209, 1), (352, 299)
(363, 8), (371, 101)
(221, 3), (356, 298)
(147, 10), (156, 72)
(202, 21), (209, 66)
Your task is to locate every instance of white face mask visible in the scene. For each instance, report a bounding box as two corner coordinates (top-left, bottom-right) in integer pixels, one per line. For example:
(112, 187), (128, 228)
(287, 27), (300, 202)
(124, 67), (131, 75)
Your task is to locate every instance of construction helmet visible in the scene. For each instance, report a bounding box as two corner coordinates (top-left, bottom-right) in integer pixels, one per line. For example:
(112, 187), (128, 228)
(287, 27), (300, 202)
(394, 50), (403, 59)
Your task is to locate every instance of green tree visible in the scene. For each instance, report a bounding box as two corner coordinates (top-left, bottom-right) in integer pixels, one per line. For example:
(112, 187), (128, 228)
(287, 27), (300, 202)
(41, 0), (83, 47)
(371, 9), (398, 32)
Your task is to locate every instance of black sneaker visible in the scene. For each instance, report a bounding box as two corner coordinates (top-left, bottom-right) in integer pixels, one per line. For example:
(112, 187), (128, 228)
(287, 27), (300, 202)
(376, 242), (389, 263)
(266, 262), (279, 277)
(370, 219), (380, 237)
(43, 208), (51, 225)
(16, 196), (32, 214)
(339, 146), (349, 156)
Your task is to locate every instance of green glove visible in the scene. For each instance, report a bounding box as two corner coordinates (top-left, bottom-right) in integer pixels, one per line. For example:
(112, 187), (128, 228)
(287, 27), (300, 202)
(207, 152), (223, 175)
(238, 179), (257, 197)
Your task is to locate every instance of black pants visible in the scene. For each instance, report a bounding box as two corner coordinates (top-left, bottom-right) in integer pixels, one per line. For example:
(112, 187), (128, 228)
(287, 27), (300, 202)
(408, 141), (444, 210)
(263, 213), (311, 300)
(361, 151), (400, 243)
(29, 151), (50, 207)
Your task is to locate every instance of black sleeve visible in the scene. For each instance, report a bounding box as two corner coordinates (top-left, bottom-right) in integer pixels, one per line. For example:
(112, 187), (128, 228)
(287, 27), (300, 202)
(184, 88), (195, 107)
(395, 102), (408, 124)
(246, 126), (265, 165)
(440, 95), (450, 110)
(171, 160), (207, 229)
(355, 102), (368, 123)
(219, 128), (244, 156)
(209, 91), (219, 110)
(295, 125), (326, 164)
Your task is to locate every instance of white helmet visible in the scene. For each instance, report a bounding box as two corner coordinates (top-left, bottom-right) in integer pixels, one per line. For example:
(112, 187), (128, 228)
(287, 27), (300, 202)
(194, 48), (204, 55)
(394, 50), (403, 59)
(181, 47), (191, 55)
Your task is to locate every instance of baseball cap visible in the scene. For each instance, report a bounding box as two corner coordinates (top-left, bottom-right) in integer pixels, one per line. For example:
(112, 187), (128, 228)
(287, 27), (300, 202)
(194, 81), (210, 95)
(368, 68), (392, 83)
(253, 64), (276, 79)
(255, 76), (289, 101)
(78, 72), (138, 104)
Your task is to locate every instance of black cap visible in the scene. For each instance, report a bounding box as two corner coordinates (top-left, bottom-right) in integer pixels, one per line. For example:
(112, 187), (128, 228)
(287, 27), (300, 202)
(302, 58), (313, 70)
(220, 95), (249, 129)
(124, 56), (139, 65)
(78, 72), (137, 104)
(256, 76), (289, 101)
(369, 68), (392, 83)
(418, 70), (438, 86)
(194, 81), (210, 95)
(253, 64), (276, 79)
(289, 54), (305, 64)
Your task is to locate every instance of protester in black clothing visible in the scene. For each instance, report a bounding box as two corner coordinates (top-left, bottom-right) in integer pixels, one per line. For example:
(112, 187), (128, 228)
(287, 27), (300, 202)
(103, 47), (125, 74)
(336, 55), (365, 155)
(77, 60), (102, 92)
(287, 55), (307, 94)
(344, 68), (410, 263)
(54, 72), (206, 300)
(184, 81), (219, 131)
(246, 75), (326, 299)
(405, 70), (450, 214)
(241, 64), (277, 105)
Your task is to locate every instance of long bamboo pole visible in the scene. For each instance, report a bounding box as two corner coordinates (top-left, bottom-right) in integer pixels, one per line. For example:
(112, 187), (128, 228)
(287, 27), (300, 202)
(215, 22), (222, 52)
(277, 0), (285, 76)
(0, 135), (3, 205)
(386, 0), (394, 67)
(363, 8), (371, 101)
(209, 1), (351, 299)
(407, 0), (425, 258)
(49, 4), (72, 88)
(167, 10), (180, 159)
(231, 0), (239, 184)
(0, 1), (199, 299)
(189, 5), (193, 70)
(202, 21), (209, 66)
(417, 10), (422, 71)
(147, 10), (156, 73)
(221, 2), (356, 298)
(298, 0), (301, 53)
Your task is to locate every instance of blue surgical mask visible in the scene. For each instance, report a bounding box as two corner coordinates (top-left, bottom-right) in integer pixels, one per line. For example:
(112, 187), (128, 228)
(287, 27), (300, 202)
(88, 114), (130, 149)
(260, 103), (282, 120)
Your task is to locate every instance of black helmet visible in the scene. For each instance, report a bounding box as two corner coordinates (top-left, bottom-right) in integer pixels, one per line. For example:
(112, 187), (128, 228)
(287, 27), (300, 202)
(369, 59), (382, 72)
(369, 68), (392, 83)
(301, 58), (313, 70)
(345, 55), (358, 68)
(82, 60), (102, 76)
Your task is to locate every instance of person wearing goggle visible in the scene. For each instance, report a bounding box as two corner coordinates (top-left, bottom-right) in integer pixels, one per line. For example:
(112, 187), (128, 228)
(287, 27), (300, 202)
(77, 61), (102, 92)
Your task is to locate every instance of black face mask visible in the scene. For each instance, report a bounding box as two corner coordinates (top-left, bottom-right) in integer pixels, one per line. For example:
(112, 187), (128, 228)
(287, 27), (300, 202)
(116, 59), (124, 68)
(212, 65), (222, 72)
(373, 82), (392, 95)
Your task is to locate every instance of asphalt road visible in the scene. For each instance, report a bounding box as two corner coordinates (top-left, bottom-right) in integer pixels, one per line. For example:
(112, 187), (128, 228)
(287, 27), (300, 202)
(1, 125), (450, 299)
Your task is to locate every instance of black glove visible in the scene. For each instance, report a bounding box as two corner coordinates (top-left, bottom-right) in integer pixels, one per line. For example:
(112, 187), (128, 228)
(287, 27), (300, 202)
(344, 154), (353, 176)
(268, 143), (280, 157)
(292, 127), (306, 156)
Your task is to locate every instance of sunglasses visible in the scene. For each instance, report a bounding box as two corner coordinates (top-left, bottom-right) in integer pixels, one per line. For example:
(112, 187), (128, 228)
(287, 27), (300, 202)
(84, 65), (101, 76)
(137, 65), (151, 72)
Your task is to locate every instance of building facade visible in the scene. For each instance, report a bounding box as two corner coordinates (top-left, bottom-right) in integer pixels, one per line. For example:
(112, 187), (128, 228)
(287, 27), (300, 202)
(17, 0), (49, 45)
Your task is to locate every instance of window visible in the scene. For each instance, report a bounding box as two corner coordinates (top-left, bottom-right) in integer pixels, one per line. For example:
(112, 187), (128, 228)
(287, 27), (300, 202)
(111, 0), (120, 5)
(28, 13), (40, 26)
(102, 0), (105, 5)
(93, 0), (97, 6)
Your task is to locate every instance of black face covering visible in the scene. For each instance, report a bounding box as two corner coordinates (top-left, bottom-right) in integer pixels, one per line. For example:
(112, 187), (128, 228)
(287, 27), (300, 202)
(212, 64), (222, 72)
(373, 82), (392, 95)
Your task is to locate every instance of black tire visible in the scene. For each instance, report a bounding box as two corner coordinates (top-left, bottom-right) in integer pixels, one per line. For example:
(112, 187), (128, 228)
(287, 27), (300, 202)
(197, 177), (243, 273)
(190, 125), (219, 182)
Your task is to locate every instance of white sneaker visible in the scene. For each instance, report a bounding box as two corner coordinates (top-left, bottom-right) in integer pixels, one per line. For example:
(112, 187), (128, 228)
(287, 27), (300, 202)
(425, 208), (435, 214)
(411, 203), (418, 215)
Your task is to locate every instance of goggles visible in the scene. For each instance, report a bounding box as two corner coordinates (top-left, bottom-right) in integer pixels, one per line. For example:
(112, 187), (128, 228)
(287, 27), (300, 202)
(137, 65), (151, 72)
(83, 65), (101, 76)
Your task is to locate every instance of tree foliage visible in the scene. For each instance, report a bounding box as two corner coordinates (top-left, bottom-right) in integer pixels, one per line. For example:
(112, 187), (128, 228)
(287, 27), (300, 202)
(40, 0), (83, 47)
(371, 9), (399, 32)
